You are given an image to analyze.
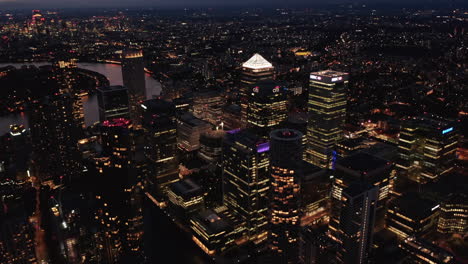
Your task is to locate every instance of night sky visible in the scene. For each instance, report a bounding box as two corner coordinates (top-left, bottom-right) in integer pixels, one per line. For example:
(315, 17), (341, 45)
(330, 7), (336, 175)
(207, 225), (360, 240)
(0, 0), (456, 8)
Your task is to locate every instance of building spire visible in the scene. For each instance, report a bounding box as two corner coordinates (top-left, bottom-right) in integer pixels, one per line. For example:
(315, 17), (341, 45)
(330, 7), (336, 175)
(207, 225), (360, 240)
(242, 53), (273, 69)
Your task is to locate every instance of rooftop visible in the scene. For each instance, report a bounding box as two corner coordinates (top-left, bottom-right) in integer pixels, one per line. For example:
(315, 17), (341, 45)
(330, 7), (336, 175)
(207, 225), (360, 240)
(169, 178), (202, 199)
(389, 193), (438, 220)
(193, 209), (232, 235)
(242, 53), (273, 70)
(311, 70), (349, 78)
(337, 152), (390, 174)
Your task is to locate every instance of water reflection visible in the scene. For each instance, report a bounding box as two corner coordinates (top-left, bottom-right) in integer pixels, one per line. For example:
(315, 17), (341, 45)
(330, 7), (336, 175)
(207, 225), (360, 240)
(0, 62), (161, 134)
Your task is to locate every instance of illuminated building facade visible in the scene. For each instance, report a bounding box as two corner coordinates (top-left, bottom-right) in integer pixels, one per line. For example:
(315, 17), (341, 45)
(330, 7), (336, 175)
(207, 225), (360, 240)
(193, 90), (223, 126)
(305, 70), (348, 168)
(167, 178), (205, 221)
(122, 49), (146, 125)
(177, 112), (212, 152)
(29, 94), (83, 182)
(386, 193), (439, 239)
(329, 153), (393, 245)
(240, 54), (275, 128)
(437, 193), (467, 234)
(247, 81), (288, 138)
(269, 129), (303, 263)
(396, 116), (457, 183)
(198, 130), (225, 164)
(300, 163), (329, 226)
(97, 85), (130, 122)
(54, 59), (85, 128)
(222, 130), (270, 243)
(190, 209), (235, 256)
(222, 104), (243, 130)
(97, 119), (144, 262)
(141, 99), (179, 190)
(399, 236), (455, 264)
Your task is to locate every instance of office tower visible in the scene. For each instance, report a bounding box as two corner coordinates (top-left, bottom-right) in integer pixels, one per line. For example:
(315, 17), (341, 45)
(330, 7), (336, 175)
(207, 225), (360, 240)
(331, 182), (379, 264)
(222, 104), (243, 130)
(190, 209), (235, 256)
(98, 118), (144, 261)
(177, 113), (212, 152)
(300, 162), (329, 226)
(240, 53), (275, 127)
(328, 153), (393, 244)
(100, 118), (134, 168)
(386, 193), (439, 239)
(269, 129), (303, 263)
(198, 130), (225, 164)
(6, 125), (30, 180)
(97, 85), (130, 122)
(247, 81), (288, 138)
(399, 237), (455, 264)
(437, 193), (467, 234)
(122, 49), (146, 125)
(222, 130), (270, 243)
(330, 153), (393, 211)
(54, 59), (85, 128)
(141, 99), (179, 190)
(396, 116), (457, 184)
(167, 178), (205, 221)
(305, 70), (348, 168)
(192, 90), (223, 126)
(29, 94), (83, 182)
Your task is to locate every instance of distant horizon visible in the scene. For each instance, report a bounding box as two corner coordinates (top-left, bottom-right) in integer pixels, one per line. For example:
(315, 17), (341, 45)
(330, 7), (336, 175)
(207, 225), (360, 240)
(0, 0), (466, 9)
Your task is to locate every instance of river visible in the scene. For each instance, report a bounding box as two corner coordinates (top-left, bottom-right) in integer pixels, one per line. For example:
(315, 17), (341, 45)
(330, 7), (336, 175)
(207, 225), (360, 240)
(0, 62), (162, 135)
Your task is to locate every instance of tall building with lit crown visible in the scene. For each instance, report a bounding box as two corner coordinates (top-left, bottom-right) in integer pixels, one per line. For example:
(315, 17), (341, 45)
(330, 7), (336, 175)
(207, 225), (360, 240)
(437, 193), (467, 234)
(141, 99), (179, 191)
(240, 54), (275, 128)
(269, 129), (303, 263)
(396, 116), (457, 184)
(247, 81), (288, 138)
(222, 130), (270, 243)
(331, 182), (379, 264)
(97, 118), (143, 261)
(122, 49), (146, 125)
(97, 85), (130, 122)
(305, 70), (348, 168)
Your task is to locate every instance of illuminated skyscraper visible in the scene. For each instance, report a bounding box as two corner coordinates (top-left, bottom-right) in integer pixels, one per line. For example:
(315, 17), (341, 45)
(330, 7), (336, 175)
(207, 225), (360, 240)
(29, 94), (83, 182)
(141, 99), (179, 191)
(122, 49), (146, 125)
(54, 59), (85, 128)
(396, 116), (457, 184)
(331, 183), (378, 264)
(329, 153), (393, 244)
(247, 81), (288, 138)
(269, 129), (303, 263)
(305, 70), (348, 168)
(97, 118), (143, 261)
(240, 54), (275, 127)
(97, 85), (130, 122)
(222, 130), (270, 243)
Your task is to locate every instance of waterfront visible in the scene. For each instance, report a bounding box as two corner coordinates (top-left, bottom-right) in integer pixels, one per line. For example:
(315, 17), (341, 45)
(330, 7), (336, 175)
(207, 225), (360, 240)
(0, 62), (162, 134)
